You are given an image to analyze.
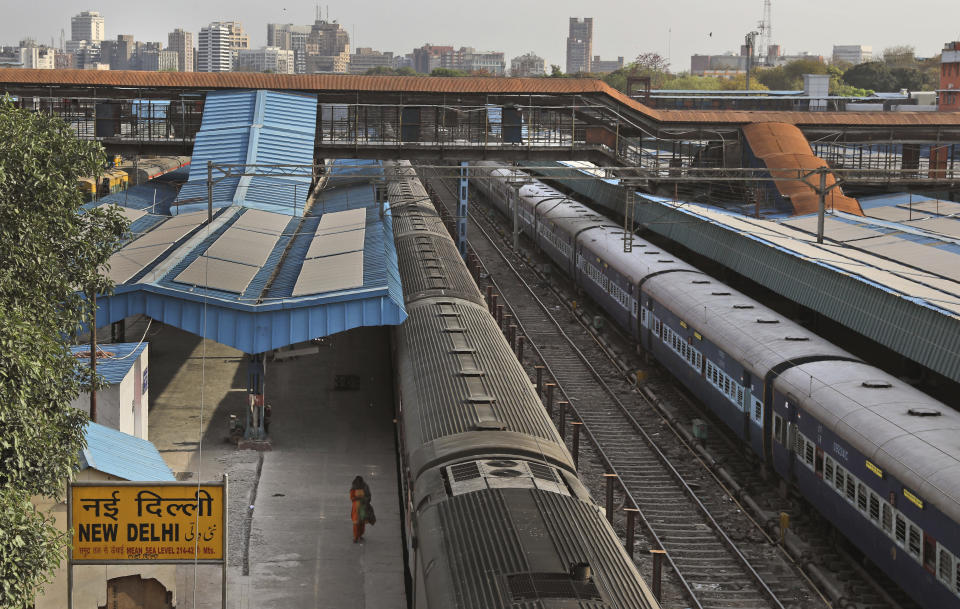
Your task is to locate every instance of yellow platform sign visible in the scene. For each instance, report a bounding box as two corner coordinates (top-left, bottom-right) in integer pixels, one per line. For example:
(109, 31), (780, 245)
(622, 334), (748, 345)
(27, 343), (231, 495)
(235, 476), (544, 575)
(70, 483), (225, 563)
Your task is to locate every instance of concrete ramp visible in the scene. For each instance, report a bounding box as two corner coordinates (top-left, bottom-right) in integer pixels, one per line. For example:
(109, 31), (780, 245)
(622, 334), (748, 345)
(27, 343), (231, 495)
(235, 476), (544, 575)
(743, 122), (862, 216)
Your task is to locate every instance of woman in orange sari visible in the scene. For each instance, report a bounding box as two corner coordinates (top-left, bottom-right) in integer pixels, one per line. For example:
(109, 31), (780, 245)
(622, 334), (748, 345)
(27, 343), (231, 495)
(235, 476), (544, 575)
(350, 476), (370, 542)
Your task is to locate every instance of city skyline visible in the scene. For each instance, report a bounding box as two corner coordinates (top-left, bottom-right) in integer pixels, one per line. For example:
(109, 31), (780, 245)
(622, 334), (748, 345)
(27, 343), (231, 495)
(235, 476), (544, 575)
(4, 0), (959, 73)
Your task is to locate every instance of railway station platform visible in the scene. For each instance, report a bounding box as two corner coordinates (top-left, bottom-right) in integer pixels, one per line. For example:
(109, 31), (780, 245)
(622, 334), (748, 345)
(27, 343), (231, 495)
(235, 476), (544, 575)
(142, 320), (405, 608)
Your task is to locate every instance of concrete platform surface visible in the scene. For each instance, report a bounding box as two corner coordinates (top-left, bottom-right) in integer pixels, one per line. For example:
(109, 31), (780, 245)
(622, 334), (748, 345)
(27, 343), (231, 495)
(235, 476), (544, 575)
(138, 321), (405, 609)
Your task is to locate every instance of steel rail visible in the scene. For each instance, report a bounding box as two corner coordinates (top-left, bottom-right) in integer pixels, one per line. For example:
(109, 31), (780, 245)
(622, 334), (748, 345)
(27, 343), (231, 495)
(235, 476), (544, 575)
(426, 166), (792, 609)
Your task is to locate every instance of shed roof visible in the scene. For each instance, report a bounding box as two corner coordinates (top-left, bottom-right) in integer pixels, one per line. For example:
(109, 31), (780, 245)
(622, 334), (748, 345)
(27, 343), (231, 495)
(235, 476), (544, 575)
(93, 164), (406, 353)
(5, 68), (960, 128)
(80, 422), (175, 482)
(176, 90), (316, 215)
(71, 342), (146, 385)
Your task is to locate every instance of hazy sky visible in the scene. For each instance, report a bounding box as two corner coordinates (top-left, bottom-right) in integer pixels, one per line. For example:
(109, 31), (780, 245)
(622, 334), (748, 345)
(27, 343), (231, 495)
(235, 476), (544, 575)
(6, 1), (960, 71)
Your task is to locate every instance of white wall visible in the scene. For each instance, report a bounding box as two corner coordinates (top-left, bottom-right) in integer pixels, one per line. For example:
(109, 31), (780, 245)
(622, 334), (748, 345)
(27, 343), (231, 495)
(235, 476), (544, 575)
(69, 347), (149, 440)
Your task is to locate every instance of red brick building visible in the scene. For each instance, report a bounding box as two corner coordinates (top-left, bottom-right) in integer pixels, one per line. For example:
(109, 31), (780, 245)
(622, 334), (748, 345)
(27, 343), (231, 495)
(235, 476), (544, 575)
(940, 41), (960, 111)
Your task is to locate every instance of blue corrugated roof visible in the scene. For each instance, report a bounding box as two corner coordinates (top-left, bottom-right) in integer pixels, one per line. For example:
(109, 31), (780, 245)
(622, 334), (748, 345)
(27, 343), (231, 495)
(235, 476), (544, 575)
(94, 163), (407, 353)
(71, 342), (146, 385)
(80, 422), (175, 481)
(175, 90), (316, 216)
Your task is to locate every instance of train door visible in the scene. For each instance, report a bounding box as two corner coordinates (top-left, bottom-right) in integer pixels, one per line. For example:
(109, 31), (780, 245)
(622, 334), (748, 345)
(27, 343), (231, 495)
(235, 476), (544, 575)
(923, 534), (938, 575)
(741, 372), (752, 442)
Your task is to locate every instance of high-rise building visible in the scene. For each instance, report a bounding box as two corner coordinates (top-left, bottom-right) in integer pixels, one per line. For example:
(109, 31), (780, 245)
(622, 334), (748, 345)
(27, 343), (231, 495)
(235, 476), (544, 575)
(566, 18), (592, 74)
(267, 23), (311, 73)
(71, 11), (104, 44)
(237, 47), (295, 74)
(19, 46), (55, 69)
(939, 41), (960, 111)
(101, 35), (134, 70)
(198, 21), (249, 72)
(460, 48), (505, 75)
(349, 48), (398, 74)
(412, 44), (454, 74)
(167, 29), (193, 72)
(591, 55), (623, 74)
(198, 24), (232, 72)
(832, 45), (872, 66)
(511, 53), (546, 77)
(305, 19), (350, 73)
(139, 49), (179, 72)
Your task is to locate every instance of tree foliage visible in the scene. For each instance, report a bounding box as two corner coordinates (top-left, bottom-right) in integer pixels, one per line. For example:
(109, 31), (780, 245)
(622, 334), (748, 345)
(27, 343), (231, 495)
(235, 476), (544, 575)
(843, 61), (898, 92)
(0, 96), (127, 608)
(364, 66), (419, 76)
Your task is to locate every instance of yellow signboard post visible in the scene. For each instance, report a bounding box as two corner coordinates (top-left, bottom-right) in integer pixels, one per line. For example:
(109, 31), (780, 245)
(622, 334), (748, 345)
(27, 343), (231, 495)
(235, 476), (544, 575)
(67, 478), (227, 608)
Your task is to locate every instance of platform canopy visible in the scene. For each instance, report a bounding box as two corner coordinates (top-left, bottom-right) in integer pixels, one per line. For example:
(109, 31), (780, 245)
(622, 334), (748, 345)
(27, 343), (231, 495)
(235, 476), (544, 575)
(94, 166), (405, 353)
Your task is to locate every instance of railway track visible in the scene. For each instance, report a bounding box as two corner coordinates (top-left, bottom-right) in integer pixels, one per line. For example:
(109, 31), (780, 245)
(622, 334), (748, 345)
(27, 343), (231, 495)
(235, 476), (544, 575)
(421, 166), (828, 609)
(424, 164), (924, 609)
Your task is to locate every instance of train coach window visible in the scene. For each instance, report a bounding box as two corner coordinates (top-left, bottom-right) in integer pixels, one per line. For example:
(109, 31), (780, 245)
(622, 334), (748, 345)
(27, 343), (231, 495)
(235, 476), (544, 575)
(804, 438), (815, 468)
(882, 503), (893, 535)
(824, 456), (834, 485)
(834, 466), (845, 494)
(857, 483), (868, 513)
(941, 546), (957, 586)
(895, 513), (907, 547)
(845, 476), (856, 503)
(869, 493), (881, 524)
(908, 526), (923, 562)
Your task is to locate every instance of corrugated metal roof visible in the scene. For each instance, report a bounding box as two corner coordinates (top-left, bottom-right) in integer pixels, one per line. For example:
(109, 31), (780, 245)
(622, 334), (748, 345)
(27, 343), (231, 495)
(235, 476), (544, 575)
(742, 122), (862, 216)
(94, 163), (406, 354)
(628, 197), (960, 383)
(6, 68), (960, 127)
(176, 90), (316, 215)
(80, 422), (175, 481)
(71, 342), (146, 385)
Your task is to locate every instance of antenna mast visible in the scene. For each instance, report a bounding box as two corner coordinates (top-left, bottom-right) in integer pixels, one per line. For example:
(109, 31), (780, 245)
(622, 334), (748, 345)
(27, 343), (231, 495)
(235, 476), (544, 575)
(758, 0), (772, 64)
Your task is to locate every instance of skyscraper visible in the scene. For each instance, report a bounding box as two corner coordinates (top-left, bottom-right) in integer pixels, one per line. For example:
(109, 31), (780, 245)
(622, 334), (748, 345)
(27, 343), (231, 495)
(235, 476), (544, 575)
(267, 23), (312, 73)
(197, 21), (249, 72)
(71, 11), (105, 44)
(565, 17), (593, 74)
(168, 28), (194, 72)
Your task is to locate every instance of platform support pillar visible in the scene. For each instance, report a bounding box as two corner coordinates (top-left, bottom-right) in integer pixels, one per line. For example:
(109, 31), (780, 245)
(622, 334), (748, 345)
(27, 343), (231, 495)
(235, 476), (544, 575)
(625, 508), (638, 557)
(246, 354), (267, 440)
(545, 383), (556, 417)
(571, 421), (582, 469)
(604, 473), (618, 523)
(651, 549), (666, 602)
(535, 366), (544, 395)
(558, 401), (568, 438)
(458, 161), (468, 259)
(517, 335), (525, 361)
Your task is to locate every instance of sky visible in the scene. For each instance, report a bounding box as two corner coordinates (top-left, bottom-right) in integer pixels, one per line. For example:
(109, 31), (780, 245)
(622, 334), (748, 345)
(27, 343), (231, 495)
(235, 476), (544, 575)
(5, 0), (960, 71)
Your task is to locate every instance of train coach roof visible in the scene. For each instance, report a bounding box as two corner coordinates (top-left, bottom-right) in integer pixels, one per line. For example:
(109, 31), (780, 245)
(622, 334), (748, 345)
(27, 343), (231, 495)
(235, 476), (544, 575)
(581, 226), (700, 285)
(395, 299), (569, 464)
(776, 360), (960, 523)
(417, 488), (658, 609)
(644, 273), (854, 377)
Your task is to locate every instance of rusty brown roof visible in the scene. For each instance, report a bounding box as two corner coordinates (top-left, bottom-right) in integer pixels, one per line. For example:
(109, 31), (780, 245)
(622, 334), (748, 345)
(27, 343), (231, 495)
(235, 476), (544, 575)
(4, 68), (960, 128)
(742, 122), (862, 216)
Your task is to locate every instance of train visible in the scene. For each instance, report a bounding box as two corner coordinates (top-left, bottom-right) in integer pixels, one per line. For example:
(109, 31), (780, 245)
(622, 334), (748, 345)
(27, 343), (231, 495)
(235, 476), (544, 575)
(77, 156), (190, 203)
(471, 161), (960, 609)
(386, 161), (661, 609)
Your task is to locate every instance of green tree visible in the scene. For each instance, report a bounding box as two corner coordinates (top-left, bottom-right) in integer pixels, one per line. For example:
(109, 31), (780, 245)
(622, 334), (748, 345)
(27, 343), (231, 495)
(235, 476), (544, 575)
(549, 64), (564, 77)
(891, 66), (924, 91)
(429, 67), (470, 77)
(882, 45), (916, 67)
(843, 61), (898, 91)
(364, 66), (419, 76)
(0, 97), (126, 608)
